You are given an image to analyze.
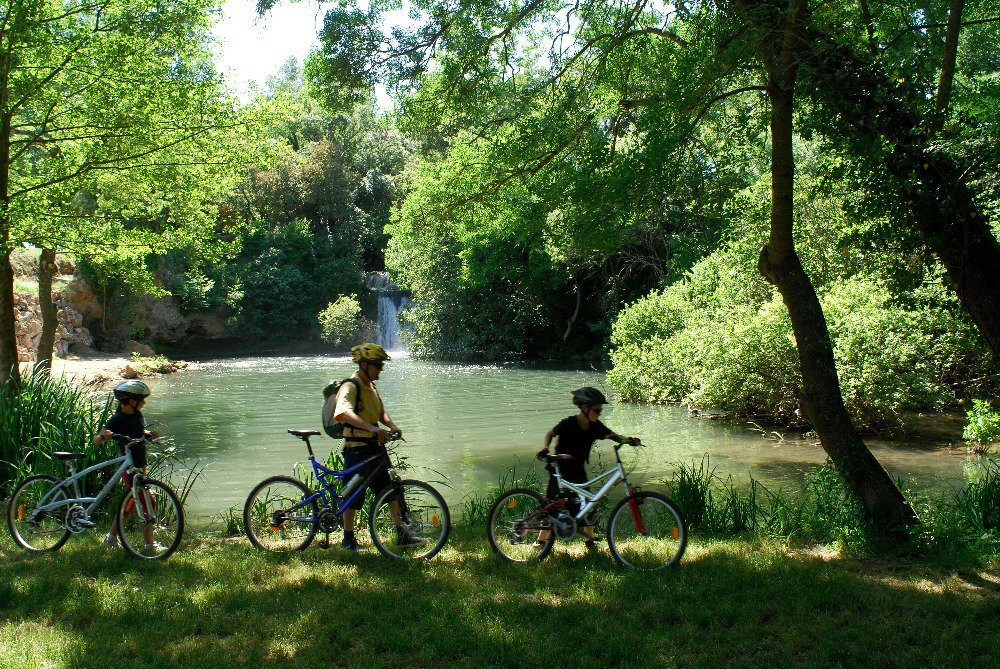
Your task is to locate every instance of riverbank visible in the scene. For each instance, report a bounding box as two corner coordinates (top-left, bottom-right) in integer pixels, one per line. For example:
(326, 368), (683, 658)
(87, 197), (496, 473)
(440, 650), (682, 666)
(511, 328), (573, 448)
(18, 354), (194, 386)
(0, 529), (996, 668)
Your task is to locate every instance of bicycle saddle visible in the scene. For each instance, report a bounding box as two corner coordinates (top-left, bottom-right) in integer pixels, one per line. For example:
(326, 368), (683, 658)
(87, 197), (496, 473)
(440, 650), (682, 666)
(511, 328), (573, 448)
(545, 454), (575, 463)
(288, 429), (321, 439)
(52, 452), (85, 461)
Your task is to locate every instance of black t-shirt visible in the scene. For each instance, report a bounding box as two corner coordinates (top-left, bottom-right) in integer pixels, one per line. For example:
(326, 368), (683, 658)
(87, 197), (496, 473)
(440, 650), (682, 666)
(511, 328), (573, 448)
(104, 410), (147, 454)
(552, 415), (611, 466)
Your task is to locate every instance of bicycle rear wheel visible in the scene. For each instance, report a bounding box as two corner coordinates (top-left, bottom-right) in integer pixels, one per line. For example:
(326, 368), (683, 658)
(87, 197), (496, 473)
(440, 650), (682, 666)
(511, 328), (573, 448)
(118, 478), (184, 560)
(487, 488), (555, 563)
(607, 491), (686, 569)
(7, 475), (71, 552)
(369, 480), (450, 560)
(244, 476), (318, 552)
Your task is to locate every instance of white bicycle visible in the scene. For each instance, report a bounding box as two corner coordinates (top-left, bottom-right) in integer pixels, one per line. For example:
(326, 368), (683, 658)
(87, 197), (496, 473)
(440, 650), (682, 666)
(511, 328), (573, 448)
(487, 438), (687, 569)
(6, 435), (184, 559)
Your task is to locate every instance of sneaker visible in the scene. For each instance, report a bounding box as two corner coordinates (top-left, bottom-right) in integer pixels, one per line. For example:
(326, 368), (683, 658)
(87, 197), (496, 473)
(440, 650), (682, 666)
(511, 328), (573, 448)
(144, 541), (165, 554)
(340, 536), (368, 553)
(103, 532), (119, 549)
(396, 529), (428, 547)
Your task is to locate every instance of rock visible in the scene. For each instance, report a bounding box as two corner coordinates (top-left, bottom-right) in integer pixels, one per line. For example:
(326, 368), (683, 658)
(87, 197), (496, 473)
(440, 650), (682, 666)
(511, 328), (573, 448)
(126, 340), (156, 357)
(121, 364), (139, 379)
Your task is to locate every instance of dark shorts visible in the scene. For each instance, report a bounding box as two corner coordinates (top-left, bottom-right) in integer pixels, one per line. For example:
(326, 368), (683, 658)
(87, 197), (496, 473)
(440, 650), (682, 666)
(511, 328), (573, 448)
(342, 444), (391, 510)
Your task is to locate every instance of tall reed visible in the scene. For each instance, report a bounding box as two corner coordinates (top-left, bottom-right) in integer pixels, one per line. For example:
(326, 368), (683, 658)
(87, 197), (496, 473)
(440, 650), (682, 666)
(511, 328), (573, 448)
(0, 368), (114, 496)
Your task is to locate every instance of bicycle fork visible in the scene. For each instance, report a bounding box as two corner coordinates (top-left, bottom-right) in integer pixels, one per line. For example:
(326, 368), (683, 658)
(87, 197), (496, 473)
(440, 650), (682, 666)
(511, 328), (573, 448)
(627, 486), (647, 535)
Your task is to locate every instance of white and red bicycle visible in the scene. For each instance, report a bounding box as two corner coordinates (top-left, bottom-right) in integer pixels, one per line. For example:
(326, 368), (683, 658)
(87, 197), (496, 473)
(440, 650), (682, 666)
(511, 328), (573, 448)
(487, 438), (687, 570)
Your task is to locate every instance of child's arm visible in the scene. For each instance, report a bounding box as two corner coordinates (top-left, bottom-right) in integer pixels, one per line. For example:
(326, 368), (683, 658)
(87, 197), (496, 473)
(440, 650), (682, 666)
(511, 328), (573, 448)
(536, 428), (556, 460)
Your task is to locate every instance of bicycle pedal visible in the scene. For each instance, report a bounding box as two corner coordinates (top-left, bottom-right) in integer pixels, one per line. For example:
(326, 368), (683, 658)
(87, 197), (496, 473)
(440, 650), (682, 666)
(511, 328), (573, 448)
(77, 518), (96, 528)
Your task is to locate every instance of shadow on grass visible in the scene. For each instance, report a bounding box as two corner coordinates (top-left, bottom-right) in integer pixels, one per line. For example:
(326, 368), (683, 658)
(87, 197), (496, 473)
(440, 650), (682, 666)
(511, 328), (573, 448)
(1, 531), (998, 668)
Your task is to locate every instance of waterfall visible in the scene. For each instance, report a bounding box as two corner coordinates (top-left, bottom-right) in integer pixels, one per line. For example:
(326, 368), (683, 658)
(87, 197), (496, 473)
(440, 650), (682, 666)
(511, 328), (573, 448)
(366, 272), (410, 352)
(376, 293), (410, 352)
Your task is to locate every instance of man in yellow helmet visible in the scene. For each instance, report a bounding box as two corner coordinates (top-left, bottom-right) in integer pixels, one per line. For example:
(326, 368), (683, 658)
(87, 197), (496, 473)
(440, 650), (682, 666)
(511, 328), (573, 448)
(333, 343), (417, 551)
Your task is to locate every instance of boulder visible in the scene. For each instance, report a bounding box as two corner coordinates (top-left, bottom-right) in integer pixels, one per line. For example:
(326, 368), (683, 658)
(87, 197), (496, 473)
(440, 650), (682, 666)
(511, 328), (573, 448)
(126, 340), (156, 357)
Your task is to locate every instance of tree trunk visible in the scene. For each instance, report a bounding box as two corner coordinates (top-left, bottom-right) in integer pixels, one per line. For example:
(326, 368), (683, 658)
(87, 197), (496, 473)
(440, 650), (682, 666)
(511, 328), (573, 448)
(35, 248), (57, 372)
(934, 0), (966, 126)
(798, 30), (1000, 362)
(0, 245), (17, 387)
(0, 126), (18, 386)
(758, 1), (917, 541)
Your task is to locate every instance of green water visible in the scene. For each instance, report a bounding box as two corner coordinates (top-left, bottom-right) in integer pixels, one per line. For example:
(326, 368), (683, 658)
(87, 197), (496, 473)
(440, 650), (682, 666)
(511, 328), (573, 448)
(145, 355), (971, 524)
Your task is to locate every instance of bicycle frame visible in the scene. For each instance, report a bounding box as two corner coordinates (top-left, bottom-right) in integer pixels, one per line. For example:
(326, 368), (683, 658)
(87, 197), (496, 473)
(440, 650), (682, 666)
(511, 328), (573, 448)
(549, 460), (627, 522)
(32, 449), (138, 519)
(285, 444), (400, 523)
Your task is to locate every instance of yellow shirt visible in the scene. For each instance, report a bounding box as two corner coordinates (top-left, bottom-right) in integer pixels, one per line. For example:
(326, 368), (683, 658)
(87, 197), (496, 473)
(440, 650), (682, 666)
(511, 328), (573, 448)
(334, 371), (385, 446)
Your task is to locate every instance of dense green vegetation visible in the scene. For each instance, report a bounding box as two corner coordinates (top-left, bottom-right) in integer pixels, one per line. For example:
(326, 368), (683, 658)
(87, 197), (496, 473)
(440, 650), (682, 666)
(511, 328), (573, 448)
(0, 371), (113, 496)
(608, 169), (993, 429)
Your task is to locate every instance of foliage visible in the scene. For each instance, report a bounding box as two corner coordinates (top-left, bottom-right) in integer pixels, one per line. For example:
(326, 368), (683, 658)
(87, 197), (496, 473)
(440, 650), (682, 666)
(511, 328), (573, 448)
(953, 456), (1000, 533)
(664, 457), (869, 548)
(964, 400), (1000, 448)
(318, 295), (363, 347)
(142, 61), (410, 347)
(609, 171), (993, 429)
(0, 370), (114, 496)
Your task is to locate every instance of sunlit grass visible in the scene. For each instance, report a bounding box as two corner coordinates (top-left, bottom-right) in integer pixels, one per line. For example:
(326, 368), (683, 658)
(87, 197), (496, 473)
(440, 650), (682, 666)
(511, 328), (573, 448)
(0, 528), (996, 668)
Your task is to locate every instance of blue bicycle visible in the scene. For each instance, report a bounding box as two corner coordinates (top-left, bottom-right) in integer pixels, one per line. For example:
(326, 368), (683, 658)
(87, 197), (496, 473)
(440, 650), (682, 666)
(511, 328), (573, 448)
(243, 429), (450, 559)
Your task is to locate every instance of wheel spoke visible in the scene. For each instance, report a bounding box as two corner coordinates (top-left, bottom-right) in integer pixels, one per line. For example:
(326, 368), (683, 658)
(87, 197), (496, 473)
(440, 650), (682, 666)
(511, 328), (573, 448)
(488, 489), (554, 563)
(244, 477), (317, 552)
(118, 480), (183, 559)
(608, 493), (686, 569)
(369, 481), (449, 560)
(7, 476), (70, 552)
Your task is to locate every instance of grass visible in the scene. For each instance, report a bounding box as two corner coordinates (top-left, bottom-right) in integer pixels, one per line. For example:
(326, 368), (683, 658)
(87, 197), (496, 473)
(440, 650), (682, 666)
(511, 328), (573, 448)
(0, 370), (113, 497)
(0, 528), (997, 668)
(12, 278), (70, 296)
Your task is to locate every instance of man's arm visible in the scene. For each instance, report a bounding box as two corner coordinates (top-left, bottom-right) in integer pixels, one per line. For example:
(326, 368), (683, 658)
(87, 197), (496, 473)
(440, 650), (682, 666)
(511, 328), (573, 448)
(380, 409), (401, 435)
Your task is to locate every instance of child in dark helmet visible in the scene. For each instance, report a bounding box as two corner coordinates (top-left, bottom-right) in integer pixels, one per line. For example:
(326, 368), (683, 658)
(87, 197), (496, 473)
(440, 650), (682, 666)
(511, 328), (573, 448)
(536, 387), (636, 549)
(93, 380), (158, 550)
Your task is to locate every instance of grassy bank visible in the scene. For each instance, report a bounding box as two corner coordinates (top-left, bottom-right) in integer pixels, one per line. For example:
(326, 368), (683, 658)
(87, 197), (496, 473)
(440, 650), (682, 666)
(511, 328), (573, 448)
(1, 528), (997, 669)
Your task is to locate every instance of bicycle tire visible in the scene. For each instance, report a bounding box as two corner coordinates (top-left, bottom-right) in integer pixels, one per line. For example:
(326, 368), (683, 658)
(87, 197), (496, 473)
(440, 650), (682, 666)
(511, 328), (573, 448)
(487, 488), (555, 563)
(117, 478), (184, 560)
(244, 476), (318, 552)
(6, 475), (71, 552)
(607, 491), (687, 569)
(369, 480), (450, 560)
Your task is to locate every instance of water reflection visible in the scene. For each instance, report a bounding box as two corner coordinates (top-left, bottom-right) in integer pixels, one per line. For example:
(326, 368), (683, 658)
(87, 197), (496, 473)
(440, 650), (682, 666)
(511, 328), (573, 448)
(147, 355), (971, 524)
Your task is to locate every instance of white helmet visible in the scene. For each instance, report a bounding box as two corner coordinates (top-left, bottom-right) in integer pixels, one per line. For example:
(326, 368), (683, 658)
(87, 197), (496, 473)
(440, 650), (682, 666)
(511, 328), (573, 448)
(113, 380), (151, 402)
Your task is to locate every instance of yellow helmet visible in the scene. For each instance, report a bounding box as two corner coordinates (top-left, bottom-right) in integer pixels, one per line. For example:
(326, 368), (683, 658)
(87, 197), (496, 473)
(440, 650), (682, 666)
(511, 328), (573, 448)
(351, 343), (391, 364)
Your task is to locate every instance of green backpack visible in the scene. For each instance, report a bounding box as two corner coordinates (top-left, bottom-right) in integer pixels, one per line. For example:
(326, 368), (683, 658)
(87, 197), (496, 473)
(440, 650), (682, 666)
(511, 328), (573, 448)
(321, 378), (361, 438)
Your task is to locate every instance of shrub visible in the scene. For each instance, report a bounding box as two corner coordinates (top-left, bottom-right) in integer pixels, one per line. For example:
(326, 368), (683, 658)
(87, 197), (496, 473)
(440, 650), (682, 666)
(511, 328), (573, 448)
(964, 399), (1000, 448)
(609, 241), (991, 428)
(318, 295), (363, 347)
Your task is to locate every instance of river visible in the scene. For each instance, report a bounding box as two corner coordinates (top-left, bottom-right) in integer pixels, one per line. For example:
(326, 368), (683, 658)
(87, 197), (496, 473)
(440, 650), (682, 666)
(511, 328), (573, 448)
(144, 355), (973, 525)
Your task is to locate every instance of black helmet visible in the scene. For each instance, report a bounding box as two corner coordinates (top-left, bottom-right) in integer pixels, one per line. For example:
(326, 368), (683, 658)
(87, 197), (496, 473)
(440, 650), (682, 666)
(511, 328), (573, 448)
(113, 380), (151, 402)
(572, 387), (608, 407)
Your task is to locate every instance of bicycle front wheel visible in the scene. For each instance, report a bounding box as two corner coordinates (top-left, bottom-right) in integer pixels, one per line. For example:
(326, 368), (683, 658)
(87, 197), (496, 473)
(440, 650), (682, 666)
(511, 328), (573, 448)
(607, 491), (687, 570)
(244, 476), (318, 552)
(118, 478), (184, 560)
(487, 488), (555, 563)
(7, 475), (71, 552)
(369, 480), (450, 560)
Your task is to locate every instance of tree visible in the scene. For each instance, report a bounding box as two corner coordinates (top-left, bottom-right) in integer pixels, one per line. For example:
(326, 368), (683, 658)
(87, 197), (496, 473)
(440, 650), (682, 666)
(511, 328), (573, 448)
(290, 0), (939, 538)
(0, 0), (244, 384)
